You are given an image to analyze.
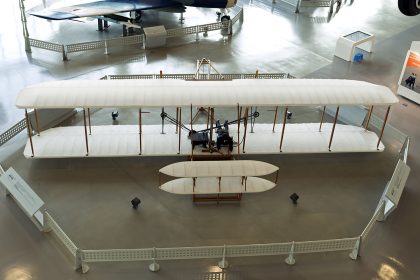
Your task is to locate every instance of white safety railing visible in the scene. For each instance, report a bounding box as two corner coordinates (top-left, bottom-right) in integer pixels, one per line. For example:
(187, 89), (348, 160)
(361, 201), (386, 241)
(82, 248), (154, 262)
(294, 238), (358, 253)
(66, 40), (106, 53)
(0, 118), (26, 146)
(225, 243), (291, 257)
(67, 35), (143, 53)
(101, 72), (294, 80)
(294, 0), (354, 15)
(78, 237), (359, 273)
(43, 211), (78, 258)
(28, 38), (66, 60)
(399, 137), (409, 163)
(29, 37), (63, 52)
(231, 8), (244, 24)
(26, 8), (243, 61)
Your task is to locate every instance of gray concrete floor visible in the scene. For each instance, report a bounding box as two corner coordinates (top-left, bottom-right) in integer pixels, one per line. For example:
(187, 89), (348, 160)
(1, 0), (420, 279)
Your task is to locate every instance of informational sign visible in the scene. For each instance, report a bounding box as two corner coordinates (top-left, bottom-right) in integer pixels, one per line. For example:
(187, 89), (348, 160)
(385, 160), (410, 206)
(397, 50), (420, 104)
(0, 168), (44, 216)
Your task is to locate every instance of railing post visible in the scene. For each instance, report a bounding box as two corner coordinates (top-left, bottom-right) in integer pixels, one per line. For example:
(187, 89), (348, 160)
(218, 245), (229, 269)
(376, 201), (386, 222)
(42, 211), (51, 232)
(0, 165), (10, 196)
(62, 45), (68, 61)
(80, 250), (90, 273)
(377, 106), (391, 150)
(104, 39), (109, 55)
(196, 25), (199, 41)
(18, 0), (31, 53)
(285, 241), (296, 265)
(75, 248), (83, 271)
(295, 0), (302, 13)
(349, 236), (361, 260)
(149, 247), (160, 272)
(328, 0), (335, 16)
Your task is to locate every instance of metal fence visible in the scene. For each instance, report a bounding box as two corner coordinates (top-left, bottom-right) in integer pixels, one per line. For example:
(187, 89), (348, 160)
(102, 72), (294, 80)
(294, 0), (354, 15)
(27, 8), (243, 61)
(361, 201), (386, 241)
(43, 211), (78, 258)
(0, 118), (26, 146)
(77, 235), (359, 273)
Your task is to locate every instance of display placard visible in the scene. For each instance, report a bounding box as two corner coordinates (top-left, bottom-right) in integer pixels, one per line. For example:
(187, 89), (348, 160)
(385, 160), (410, 205)
(397, 51), (420, 104)
(0, 168), (44, 216)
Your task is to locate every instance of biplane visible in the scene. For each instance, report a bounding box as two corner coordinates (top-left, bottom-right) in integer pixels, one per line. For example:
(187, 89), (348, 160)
(16, 78), (399, 158)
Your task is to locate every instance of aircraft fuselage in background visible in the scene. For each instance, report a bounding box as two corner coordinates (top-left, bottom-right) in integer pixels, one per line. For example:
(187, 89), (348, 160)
(30, 0), (237, 21)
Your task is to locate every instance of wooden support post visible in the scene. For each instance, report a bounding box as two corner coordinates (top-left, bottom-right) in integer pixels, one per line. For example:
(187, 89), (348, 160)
(279, 107), (288, 152)
(242, 107), (249, 152)
(272, 106), (278, 132)
(209, 108), (214, 152)
(275, 170), (279, 184)
(34, 108), (40, 136)
(139, 108), (142, 155)
(250, 107), (256, 133)
(191, 105), (194, 157)
(237, 104), (240, 155)
(87, 108), (92, 135)
(83, 108), (89, 156)
(159, 70), (163, 78)
(377, 106), (391, 150)
(206, 107), (210, 129)
(244, 176), (247, 192)
(176, 107), (179, 134)
(178, 108), (182, 154)
(193, 177), (196, 193)
(319, 106), (326, 132)
(364, 105), (374, 131)
(328, 106), (340, 152)
(161, 107), (165, 134)
(251, 106), (257, 133)
(25, 109), (34, 157)
(218, 177), (221, 192)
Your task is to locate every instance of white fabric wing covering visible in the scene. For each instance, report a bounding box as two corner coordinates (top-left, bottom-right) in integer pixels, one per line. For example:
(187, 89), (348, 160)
(16, 79), (399, 109)
(159, 160), (279, 178)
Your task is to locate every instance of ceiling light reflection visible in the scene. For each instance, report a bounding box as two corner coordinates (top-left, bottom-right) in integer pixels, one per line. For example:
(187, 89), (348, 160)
(4, 266), (33, 280)
(208, 265), (222, 273)
(377, 263), (399, 280)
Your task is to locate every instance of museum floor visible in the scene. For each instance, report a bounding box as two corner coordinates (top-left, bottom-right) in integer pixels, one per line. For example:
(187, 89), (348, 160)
(1, 0), (420, 279)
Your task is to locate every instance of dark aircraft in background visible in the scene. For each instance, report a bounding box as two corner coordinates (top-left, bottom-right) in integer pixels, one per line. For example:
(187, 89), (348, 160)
(398, 0), (420, 15)
(31, 0), (236, 22)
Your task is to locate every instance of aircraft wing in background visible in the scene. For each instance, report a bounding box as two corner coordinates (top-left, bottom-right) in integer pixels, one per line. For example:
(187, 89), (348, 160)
(30, 0), (184, 20)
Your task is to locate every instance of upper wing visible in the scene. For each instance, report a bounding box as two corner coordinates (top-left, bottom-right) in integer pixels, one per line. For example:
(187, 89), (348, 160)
(30, 0), (183, 20)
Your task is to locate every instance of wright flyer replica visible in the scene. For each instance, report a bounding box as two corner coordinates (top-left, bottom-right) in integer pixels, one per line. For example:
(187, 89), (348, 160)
(16, 79), (399, 158)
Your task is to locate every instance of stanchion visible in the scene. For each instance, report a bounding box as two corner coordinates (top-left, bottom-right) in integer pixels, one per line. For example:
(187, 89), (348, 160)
(285, 241), (296, 265)
(349, 236), (361, 260)
(218, 245), (229, 269)
(149, 247), (160, 272)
